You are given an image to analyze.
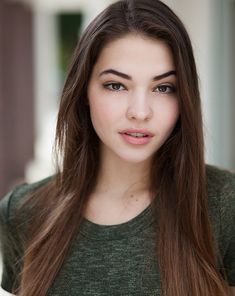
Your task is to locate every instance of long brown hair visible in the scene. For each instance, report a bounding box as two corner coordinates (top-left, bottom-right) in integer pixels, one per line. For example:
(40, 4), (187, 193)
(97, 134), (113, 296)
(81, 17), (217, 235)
(15, 0), (228, 295)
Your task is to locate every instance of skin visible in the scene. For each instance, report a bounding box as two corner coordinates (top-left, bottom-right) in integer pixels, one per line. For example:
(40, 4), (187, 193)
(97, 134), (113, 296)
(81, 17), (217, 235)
(86, 34), (179, 224)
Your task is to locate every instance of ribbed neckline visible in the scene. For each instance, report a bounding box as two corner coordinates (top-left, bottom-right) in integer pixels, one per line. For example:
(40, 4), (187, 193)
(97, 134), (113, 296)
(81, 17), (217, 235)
(79, 203), (155, 241)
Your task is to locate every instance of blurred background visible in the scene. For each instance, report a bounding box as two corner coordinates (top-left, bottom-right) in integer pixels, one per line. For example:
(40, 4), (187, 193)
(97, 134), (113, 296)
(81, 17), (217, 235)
(0, 0), (235, 197)
(0, 0), (235, 294)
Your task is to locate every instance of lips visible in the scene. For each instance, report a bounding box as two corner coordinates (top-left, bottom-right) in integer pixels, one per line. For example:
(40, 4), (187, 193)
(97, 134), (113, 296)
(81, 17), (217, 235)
(119, 129), (154, 145)
(119, 129), (154, 138)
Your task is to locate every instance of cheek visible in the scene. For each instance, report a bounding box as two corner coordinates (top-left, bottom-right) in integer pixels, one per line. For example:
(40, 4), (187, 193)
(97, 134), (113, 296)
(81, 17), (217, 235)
(88, 95), (119, 134)
(156, 99), (179, 130)
(168, 102), (180, 125)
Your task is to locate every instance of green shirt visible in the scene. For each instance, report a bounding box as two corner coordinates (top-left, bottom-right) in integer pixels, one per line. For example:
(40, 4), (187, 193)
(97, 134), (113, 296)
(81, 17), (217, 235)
(0, 164), (235, 295)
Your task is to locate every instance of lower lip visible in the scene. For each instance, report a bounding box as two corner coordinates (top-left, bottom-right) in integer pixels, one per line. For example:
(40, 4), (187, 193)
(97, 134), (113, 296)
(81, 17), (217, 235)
(120, 133), (152, 145)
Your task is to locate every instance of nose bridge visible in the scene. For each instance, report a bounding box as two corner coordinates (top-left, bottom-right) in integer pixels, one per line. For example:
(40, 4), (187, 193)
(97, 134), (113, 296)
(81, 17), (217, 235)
(127, 88), (152, 120)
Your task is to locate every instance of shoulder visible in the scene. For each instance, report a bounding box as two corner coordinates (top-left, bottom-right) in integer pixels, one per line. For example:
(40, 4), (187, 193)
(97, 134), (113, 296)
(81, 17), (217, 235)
(0, 176), (54, 223)
(206, 164), (235, 198)
(205, 164), (235, 254)
(206, 164), (235, 217)
(206, 163), (235, 214)
(0, 177), (54, 293)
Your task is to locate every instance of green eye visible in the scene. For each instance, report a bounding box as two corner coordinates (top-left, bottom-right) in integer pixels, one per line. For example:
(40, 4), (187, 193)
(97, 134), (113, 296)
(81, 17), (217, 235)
(103, 83), (125, 91)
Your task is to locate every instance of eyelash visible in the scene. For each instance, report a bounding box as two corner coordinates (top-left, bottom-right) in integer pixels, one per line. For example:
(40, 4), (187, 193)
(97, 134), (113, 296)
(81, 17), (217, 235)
(103, 82), (176, 93)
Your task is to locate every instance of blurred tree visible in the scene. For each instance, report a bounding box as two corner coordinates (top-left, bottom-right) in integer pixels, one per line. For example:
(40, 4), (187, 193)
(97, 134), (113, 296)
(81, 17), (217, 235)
(58, 13), (83, 80)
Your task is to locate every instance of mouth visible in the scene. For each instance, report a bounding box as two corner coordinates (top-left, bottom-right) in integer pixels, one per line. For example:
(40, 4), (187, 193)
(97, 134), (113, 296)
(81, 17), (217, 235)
(122, 132), (150, 138)
(119, 129), (154, 138)
(119, 129), (154, 145)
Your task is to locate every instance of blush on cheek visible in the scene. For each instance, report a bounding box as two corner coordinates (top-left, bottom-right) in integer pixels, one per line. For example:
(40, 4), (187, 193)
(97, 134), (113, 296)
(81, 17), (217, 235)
(170, 109), (180, 124)
(91, 103), (114, 124)
(157, 105), (179, 126)
(89, 102), (115, 138)
(165, 101), (179, 123)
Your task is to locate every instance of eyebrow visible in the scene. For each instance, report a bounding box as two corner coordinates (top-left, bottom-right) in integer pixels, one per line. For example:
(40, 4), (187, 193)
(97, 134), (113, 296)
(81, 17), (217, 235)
(99, 69), (176, 81)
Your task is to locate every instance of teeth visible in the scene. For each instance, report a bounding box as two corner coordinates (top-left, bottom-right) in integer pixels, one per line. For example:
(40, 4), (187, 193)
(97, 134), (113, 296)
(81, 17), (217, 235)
(126, 132), (147, 137)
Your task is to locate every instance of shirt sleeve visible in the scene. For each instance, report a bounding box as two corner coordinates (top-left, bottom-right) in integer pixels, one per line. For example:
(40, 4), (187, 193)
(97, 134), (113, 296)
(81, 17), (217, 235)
(0, 177), (53, 293)
(0, 190), (21, 293)
(223, 234), (235, 286)
(220, 172), (235, 286)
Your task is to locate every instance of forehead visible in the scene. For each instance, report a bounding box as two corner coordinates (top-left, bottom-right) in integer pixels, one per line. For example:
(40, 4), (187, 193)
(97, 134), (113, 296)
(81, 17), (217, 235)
(92, 34), (175, 77)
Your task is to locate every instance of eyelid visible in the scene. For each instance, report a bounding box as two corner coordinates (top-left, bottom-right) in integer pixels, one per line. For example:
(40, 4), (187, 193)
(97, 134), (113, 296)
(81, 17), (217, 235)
(155, 82), (175, 87)
(103, 80), (125, 85)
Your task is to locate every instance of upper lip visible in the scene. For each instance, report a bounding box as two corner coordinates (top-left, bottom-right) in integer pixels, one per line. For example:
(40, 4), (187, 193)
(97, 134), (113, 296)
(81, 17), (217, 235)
(119, 128), (154, 137)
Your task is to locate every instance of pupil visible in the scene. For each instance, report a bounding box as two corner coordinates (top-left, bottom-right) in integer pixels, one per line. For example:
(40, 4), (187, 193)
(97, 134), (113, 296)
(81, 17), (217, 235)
(159, 86), (167, 92)
(113, 84), (120, 90)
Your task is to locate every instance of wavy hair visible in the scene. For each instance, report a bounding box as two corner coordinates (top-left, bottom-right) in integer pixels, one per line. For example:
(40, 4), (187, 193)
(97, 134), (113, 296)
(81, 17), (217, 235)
(14, 1), (228, 295)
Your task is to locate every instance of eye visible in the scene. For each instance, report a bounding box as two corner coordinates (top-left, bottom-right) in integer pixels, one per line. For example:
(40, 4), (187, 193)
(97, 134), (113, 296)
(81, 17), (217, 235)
(103, 83), (126, 91)
(155, 84), (176, 94)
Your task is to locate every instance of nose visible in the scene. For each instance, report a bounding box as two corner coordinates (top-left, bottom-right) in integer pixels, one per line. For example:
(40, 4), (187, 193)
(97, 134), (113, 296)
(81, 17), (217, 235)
(126, 90), (153, 121)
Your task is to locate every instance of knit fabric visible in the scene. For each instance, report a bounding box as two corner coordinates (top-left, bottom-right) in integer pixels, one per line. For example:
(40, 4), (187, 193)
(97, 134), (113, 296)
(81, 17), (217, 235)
(0, 164), (234, 295)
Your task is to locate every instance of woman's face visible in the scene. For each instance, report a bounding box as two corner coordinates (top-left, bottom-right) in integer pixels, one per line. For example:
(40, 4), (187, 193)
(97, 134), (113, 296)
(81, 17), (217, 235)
(87, 34), (179, 164)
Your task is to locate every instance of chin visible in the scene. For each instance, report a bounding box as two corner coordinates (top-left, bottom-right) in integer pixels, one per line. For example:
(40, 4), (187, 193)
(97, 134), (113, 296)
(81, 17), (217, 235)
(116, 151), (154, 164)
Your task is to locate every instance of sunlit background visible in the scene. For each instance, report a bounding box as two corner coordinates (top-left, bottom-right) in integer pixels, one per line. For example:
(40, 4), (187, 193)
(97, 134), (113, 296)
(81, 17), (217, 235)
(0, 0), (235, 293)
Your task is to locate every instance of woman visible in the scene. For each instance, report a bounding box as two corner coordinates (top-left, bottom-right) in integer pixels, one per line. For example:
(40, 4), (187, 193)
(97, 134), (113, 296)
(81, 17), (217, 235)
(0, 0), (234, 295)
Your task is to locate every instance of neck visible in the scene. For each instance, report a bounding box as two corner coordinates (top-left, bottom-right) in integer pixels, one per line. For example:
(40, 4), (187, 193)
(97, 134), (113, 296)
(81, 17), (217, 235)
(94, 148), (152, 198)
